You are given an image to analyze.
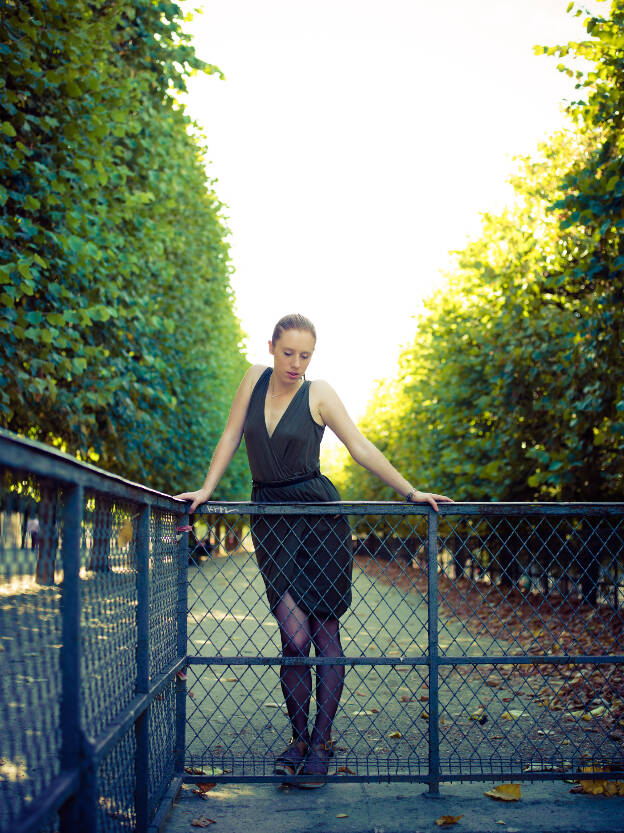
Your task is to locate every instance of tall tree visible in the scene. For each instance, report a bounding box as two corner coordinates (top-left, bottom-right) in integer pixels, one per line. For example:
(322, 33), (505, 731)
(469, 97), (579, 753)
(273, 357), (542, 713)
(0, 0), (249, 495)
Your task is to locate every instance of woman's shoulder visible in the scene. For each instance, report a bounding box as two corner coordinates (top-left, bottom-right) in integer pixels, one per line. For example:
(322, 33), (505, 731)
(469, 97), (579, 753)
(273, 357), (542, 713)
(245, 364), (270, 385)
(308, 379), (342, 417)
(309, 378), (337, 397)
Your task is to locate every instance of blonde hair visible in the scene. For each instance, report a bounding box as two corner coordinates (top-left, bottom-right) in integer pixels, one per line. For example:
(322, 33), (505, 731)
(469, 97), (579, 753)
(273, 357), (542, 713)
(271, 313), (317, 345)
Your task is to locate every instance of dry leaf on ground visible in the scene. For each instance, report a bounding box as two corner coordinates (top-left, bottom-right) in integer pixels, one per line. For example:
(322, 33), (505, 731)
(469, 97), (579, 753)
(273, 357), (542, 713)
(192, 783), (216, 798)
(484, 783), (522, 801)
(578, 765), (624, 796)
(191, 818), (216, 828)
(336, 813), (349, 818)
(387, 731), (402, 738)
(435, 814), (463, 826)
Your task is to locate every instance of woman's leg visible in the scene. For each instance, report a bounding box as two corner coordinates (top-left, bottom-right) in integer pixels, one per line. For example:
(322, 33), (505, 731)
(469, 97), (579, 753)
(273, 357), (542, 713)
(274, 592), (312, 741)
(309, 617), (345, 747)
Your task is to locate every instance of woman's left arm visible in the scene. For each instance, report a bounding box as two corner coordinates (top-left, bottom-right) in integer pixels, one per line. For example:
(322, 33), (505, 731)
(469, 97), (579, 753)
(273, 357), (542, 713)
(314, 380), (453, 511)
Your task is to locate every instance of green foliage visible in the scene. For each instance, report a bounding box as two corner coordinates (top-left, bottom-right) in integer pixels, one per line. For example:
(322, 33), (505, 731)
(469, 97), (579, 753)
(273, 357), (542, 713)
(340, 0), (624, 502)
(0, 0), (249, 496)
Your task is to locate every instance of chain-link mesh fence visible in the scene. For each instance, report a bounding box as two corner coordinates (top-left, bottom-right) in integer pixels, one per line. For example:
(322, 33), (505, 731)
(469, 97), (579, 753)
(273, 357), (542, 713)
(184, 503), (624, 789)
(0, 434), (185, 833)
(2, 428), (622, 828)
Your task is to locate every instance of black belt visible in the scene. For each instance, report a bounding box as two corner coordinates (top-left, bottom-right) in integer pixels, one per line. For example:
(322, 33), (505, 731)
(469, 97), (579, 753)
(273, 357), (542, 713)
(252, 469), (320, 489)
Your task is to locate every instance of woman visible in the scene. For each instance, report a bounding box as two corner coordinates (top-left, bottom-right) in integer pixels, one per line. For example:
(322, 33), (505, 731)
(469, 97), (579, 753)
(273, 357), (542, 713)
(176, 313), (452, 787)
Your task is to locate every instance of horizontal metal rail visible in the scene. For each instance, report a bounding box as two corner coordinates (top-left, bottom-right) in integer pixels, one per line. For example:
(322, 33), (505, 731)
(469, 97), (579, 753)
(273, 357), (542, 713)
(195, 500), (624, 516)
(186, 654), (624, 667)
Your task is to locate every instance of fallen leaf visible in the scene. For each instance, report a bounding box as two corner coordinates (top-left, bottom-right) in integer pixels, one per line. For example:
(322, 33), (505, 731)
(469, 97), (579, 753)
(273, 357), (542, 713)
(435, 815), (463, 826)
(117, 518), (133, 547)
(194, 520), (209, 540)
(263, 702), (282, 709)
(484, 783), (521, 802)
(486, 679), (500, 687)
(193, 783), (216, 796)
(501, 710), (523, 720)
(523, 763), (561, 773)
(191, 818), (216, 827)
(420, 710), (429, 720)
(184, 767), (206, 775)
(401, 695), (413, 702)
(470, 707), (485, 720)
(582, 705), (606, 720)
(338, 766), (355, 774)
(356, 691), (366, 696)
(224, 677), (238, 683)
(420, 695), (430, 702)
(336, 813), (349, 818)
(388, 731), (402, 738)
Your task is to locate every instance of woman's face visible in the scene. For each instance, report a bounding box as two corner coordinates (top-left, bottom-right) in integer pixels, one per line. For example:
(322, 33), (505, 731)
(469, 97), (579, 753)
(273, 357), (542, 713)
(268, 329), (316, 386)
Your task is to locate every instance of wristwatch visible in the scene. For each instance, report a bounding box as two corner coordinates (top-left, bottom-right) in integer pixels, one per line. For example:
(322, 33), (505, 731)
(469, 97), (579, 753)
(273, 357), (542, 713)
(405, 488), (418, 503)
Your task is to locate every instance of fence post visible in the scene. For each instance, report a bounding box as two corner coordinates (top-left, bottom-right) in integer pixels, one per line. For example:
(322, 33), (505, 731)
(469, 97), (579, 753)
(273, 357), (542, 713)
(58, 484), (96, 831)
(427, 507), (441, 796)
(135, 505), (151, 833)
(175, 512), (189, 773)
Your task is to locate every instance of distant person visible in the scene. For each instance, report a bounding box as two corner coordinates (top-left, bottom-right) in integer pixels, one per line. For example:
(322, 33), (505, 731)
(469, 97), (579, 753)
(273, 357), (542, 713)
(26, 516), (40, 550)
(176, 313), (452, 787)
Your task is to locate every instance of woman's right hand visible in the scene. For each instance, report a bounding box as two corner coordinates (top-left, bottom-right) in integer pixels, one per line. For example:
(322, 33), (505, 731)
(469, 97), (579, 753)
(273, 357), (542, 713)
(174, 488), (211, 513)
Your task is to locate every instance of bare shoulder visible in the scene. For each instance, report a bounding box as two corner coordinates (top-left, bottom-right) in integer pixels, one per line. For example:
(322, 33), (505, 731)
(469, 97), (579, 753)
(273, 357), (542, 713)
(309, 378), (338, 401)
(308, 379), (343, 425)
(246, 364), (269, 384)
(239, 364), (269, 393)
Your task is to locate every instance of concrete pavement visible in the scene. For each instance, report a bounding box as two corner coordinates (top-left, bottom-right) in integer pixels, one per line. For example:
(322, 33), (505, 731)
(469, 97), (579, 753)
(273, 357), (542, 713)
(162, 778), (624, 833)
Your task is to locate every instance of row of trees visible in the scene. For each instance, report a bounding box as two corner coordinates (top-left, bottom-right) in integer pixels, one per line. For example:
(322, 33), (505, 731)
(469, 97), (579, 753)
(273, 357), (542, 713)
(337, 0), (624, 503)
(0, 0), (249, 496)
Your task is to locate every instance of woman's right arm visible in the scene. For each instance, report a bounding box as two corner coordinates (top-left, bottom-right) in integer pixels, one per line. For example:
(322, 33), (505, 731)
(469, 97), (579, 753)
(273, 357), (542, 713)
(174, 365), (264, 512)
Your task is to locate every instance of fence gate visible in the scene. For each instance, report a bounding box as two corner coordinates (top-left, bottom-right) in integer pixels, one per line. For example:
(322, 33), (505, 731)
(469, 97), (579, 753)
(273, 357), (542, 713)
(183, 502), (624, 791)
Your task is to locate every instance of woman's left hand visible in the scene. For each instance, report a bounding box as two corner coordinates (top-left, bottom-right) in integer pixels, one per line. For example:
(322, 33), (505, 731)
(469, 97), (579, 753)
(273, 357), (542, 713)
(407, 491), (454, 512)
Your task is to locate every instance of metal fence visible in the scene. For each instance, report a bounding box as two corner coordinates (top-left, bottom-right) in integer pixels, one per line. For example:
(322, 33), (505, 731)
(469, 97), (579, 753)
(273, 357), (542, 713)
(1, 431), (623, 833)
(185, 501), (624, 792)
(0, 431), (186, 833)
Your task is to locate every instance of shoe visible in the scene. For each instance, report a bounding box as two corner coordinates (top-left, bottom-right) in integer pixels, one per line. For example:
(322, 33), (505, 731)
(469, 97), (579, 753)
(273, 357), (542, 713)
(298, 741), (332, 789)
(274, 737), (308, 777)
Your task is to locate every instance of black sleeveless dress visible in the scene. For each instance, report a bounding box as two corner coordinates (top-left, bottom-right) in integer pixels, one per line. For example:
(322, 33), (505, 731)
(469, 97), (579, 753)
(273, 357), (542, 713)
(243, 368), (353, 619)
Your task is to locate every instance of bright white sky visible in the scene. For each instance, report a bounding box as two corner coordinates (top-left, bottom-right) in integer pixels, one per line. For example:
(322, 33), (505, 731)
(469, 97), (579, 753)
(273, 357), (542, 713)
(183, 0), (602, 452)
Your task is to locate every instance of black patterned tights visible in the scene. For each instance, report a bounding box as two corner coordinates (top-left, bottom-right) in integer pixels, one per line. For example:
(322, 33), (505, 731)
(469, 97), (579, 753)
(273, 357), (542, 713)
(274, 593), (345, 746)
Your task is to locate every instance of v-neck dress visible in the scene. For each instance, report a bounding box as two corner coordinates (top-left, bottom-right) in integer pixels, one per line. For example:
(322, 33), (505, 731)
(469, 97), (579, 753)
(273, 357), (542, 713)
(243, 367), (353, 620)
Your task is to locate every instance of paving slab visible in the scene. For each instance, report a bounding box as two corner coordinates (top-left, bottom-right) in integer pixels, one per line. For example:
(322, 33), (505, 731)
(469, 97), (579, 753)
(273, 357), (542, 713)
(162, 779), (624, 833)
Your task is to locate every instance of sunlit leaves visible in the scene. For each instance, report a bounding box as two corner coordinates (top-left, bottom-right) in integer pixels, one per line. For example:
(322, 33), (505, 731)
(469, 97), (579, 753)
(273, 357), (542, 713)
(0, 0), (250, 496)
